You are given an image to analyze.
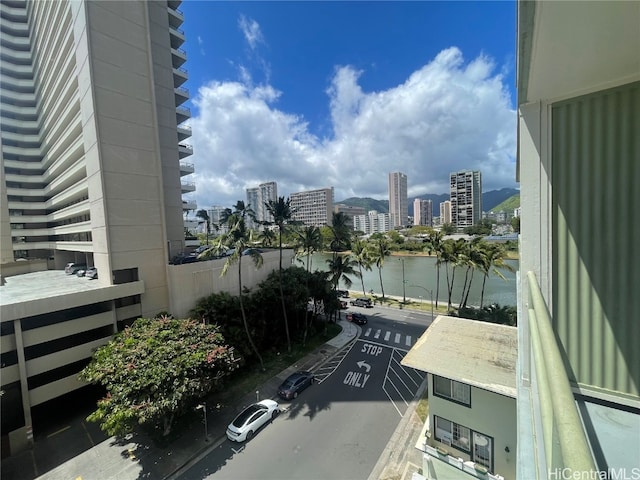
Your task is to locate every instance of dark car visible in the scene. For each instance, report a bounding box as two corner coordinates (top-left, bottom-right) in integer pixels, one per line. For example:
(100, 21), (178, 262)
(346, 312), (368, 325)
(277, 371), (314, 400)
(336, 290), (349, 298)
(351, 297), (373, 308)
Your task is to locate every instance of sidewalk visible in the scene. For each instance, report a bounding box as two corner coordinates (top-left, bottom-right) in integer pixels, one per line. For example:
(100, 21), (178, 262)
(0, 320), (360, 480)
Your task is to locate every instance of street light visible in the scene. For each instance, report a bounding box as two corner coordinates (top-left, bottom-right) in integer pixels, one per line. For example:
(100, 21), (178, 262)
(411, 284), (434, 320)
(196, 402), (208, 442)
(399, 258), (406, 303)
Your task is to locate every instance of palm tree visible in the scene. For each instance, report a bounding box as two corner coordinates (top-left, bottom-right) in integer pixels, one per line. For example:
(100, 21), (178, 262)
(351, 237), (373, 296)
(264, 196), (298, 354)
(329, 212), (351, 258)
(206, 202), (264, 370)
(295, 226), (323, 273)
(368, 236), (391, 299)
(258, 228), (276, 247)
(441, 238), (466, 311)
(479, 243), (516, 307)
(424, 231), (444, 309)
(326, 255), (361, 293)
(459, 237), (484, 309)
(196, 209), (212, 246)
(326, 255), (361, 322)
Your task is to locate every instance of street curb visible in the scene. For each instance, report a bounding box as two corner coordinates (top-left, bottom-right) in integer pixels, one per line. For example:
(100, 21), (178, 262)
(367, 375), (429, 480)
(163, 323), (360, 480)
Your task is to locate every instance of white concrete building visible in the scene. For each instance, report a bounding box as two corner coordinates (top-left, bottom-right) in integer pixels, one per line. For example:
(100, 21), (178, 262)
(290, 187), (333, 227)
(245, 181), (277, 229)
(388, 172), (408, 228)
(413, 199), (433, 227)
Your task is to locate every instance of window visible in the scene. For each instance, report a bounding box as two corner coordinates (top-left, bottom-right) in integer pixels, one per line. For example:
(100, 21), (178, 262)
(434, 416), (471, 452)
(433, 375), (471, 406)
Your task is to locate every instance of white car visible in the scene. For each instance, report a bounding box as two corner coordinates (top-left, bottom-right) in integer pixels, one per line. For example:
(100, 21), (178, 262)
(226, 399), (280, 442)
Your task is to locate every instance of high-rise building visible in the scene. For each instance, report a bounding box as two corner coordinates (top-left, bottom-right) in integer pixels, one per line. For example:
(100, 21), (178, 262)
(245, 181), (277, 228)
(290, 187), (334, 227)
(413, 199), (433, 226)
(353, 210), (391, 235)
(439, 200), (452, 225)
(388, 172), (408, 228)
(334, 204), (366, 229)
(449, 170), (482, 228)
(0, 0), (194, 451)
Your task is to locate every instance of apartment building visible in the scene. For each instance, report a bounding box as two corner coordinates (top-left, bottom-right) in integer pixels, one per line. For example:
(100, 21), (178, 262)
(0, 0), (194, 455)
(334, 203), (365, 229)
(353, 210), (391, 235)
(388, 172), (408, 228)
(439, 200), (452, 225)
(290, 187), (333, 227)
(245, 181), (277, 229)
(404, 317), (517, 480)
(413, 199), (433, 227)
(515, 1), (639, 478)
(449, 170), (482, 229)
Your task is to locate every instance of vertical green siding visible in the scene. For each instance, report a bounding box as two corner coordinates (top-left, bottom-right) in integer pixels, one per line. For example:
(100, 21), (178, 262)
(552, 81), (639, 398)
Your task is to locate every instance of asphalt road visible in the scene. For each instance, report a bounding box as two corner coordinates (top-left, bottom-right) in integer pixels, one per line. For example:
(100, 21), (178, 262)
(179, 306), (430, 480)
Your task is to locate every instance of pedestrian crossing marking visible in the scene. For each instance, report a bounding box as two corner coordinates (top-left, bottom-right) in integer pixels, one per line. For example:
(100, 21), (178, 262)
(374, 329), (381, 339)
(384, 331), (391, 341)
(361, 328), (415, 348)
(365, 327), (372, 336)
(394, 333), (401, 343)
(406, 336), (412, 346)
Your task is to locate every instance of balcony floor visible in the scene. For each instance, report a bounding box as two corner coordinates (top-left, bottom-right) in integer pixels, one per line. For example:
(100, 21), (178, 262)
(577, 396), (640, 473)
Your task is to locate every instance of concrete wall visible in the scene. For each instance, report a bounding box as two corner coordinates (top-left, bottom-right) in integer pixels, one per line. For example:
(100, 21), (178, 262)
(168, 249), (295, 319)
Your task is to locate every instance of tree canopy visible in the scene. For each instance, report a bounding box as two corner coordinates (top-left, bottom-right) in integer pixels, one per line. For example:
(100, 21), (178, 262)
(79, 317), (238, 438)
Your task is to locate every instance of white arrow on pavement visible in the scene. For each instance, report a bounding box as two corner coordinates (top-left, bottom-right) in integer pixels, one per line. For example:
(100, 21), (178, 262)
(357, 360), (371, 373)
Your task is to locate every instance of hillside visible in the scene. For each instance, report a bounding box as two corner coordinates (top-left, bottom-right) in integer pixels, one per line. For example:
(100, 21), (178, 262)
(337, 188), (519, 217)
(488, 194), (520, 212)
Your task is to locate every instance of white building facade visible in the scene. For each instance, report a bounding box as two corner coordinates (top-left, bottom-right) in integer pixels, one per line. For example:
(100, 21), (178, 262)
(413, 199), (433, 226)
(388, 172), (408, 228)
(290, 187), (334, 227)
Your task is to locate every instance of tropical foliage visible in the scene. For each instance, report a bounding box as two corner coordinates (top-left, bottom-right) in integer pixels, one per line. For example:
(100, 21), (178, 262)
(79, 317), (238, 438)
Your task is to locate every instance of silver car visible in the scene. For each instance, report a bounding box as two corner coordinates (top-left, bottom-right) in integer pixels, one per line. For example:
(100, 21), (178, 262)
(226, 399), (280, 442)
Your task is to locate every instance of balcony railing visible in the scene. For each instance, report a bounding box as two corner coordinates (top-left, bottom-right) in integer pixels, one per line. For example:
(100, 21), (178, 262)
(526, 271), (596, 475)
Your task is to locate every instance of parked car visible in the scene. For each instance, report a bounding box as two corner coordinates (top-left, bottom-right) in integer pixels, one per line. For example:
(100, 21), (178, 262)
(85, 267), (98, 279)
(351, 297), (373, 308)
(346, 312), (368, 325)
(340, 300), (348, 309)
(226, 399), (280, 442)
(277, 371), (315, 400)
(65, 263), (86, 275)
(192, 245), (211, 256)
(76, 269), (86, 277)
(242, 248), (263, 256)
(336, 289), (349, 298)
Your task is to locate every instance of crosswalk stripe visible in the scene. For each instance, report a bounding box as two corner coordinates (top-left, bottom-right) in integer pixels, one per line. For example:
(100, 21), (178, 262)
(365, 328), (372, 336)
(394, 333), (401, 343)
(406, 336), (412, 346)
(374, 329), (381, 339)
(384, 331), (391, 341)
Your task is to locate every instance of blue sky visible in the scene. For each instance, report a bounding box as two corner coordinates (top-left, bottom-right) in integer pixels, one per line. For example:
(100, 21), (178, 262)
(180, 1), (518, 209)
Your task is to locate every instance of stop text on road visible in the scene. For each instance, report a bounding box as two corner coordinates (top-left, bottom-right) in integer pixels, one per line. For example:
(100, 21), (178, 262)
(361, 343), (383, 356)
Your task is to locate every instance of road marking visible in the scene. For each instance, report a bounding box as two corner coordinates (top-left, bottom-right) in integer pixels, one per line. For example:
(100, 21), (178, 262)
(384, 331), (391, 341)
(365, 327), (372, 336)
(394, 333), (401, 343)
(47, 425), (70, 438)
(355, 338), (410, 353)
(405, 336), (412, 346)
(374, 329), (381, 339)
(343, 371), (371, 388)
(357, 360), (371, 372)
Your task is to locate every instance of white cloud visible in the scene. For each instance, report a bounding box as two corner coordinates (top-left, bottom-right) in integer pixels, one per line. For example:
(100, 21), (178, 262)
(188, 47), (517, 210)
(238, 15), (264, 51)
